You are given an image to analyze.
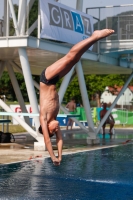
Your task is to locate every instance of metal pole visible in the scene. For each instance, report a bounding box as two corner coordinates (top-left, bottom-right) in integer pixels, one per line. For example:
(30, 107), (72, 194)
(96, 72), (133, 134)
(3, 0), (7, 36)
(0, 62), (6, 132)
(97, 8), (100, 55)
(27, 0), (36, 18)
(6, 0), (9, 37)
(76, 61), (96, 139)
(0, 61), (5, 78)
(0, 99), (41, 140)
(38, 0), (41, 39)
(76, 0), (83, 11)
(118, 16), (120, 40)
(11, 61), (40, 90)
(18, 0), (27, 35)
(8, 0), (19, 36)
(18, 47), (40, 131)
(75, 1), (96, 139)
(6, 62), (31, 126)
(58, 67), (75, 105)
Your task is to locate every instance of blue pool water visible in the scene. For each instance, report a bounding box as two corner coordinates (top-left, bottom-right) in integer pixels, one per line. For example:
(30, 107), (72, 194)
(0, 144), (133, 200)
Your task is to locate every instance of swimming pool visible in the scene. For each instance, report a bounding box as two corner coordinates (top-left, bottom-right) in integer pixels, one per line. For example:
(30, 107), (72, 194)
(0, 144), (133, 200)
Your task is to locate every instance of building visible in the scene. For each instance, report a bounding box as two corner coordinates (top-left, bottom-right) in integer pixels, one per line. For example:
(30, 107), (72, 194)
(100, 86), (133, 106)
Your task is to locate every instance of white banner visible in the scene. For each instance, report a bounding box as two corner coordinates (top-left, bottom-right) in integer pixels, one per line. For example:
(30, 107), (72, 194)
(10, 105), (38, 125)
(40, 0), (93, 50)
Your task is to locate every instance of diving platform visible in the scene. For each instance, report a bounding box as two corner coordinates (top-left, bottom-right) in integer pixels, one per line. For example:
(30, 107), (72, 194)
(0, 36), (132, 75)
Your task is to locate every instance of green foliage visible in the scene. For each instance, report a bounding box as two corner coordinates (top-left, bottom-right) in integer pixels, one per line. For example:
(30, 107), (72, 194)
(0, 72), (39, 102)
(0, 72), (131, 105)
(56, 74), (132, 104)
(28, 0), (38, 37)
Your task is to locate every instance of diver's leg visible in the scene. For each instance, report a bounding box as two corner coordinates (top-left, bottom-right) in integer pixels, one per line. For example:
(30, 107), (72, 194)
(45, 29), (114, 80)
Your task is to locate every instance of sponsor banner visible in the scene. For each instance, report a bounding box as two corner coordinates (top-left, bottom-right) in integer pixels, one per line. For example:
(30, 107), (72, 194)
(40, 0), (93, 50)
(10, 105), (38, 125)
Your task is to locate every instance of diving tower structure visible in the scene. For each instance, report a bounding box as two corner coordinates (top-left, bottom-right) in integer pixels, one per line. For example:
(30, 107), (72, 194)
(0, 0), (133, 148)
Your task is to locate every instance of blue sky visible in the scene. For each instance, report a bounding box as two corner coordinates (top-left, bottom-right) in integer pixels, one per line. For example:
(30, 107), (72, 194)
(60, 0), (133, 12)
(0, 0), (133, 19)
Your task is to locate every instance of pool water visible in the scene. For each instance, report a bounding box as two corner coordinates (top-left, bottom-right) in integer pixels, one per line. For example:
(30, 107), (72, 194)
(0, 144), (133, 200)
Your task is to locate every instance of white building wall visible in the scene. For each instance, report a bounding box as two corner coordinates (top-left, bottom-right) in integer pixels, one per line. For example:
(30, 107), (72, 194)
(117, 88), (132, 105)
(100, 87), (133, 105)
(100, 91), (113, 104)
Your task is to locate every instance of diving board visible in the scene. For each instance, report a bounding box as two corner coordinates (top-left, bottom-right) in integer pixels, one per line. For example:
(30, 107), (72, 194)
(0, 112), (80, 118)
(0, 112), (80, 127)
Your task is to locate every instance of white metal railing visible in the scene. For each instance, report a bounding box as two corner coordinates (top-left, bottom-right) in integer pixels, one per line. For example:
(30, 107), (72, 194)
(0, 20), (3, 36)
(86, 4), (133, 41)
(0, 0), (39, 38)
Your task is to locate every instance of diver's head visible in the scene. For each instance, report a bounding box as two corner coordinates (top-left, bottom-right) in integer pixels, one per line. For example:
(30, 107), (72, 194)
(48, 120), (59, 136)
(38, 120), (59, 138)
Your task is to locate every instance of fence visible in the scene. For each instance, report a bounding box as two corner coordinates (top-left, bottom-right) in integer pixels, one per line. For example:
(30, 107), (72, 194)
(74, 107), (132, 126)
(86, 4), (133, 53)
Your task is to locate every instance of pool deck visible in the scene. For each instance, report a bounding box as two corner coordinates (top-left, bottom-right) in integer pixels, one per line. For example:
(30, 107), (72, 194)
(0, 127), (133, 164)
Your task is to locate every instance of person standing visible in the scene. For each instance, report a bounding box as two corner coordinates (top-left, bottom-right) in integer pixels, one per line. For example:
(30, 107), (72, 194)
(66, 98), (76, 130)
(100, 103), (115, 135)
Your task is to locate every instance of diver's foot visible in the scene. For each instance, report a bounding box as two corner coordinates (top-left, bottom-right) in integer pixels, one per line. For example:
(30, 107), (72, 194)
(52, 157), (60, 166)
(92, 29), (114, 41)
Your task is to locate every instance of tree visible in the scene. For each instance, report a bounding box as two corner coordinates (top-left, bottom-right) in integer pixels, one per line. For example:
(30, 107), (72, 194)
(0, 71), (16, 101)
(28, 0), (38, 37)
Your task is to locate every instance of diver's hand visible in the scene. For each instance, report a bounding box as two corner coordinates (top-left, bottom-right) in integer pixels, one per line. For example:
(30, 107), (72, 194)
(58, 156), (62, 163)
(52, 157), (60, 166)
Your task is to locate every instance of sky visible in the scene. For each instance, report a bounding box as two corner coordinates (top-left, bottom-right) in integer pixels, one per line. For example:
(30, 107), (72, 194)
(59, 0), (133, 12)
(0, 0), (133, 19)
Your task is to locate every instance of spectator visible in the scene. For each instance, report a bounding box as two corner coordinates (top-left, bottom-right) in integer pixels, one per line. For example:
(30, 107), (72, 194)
(100, 103), (115, 135)
(66, 98), (76, 130)
(76, 101), (83, 107)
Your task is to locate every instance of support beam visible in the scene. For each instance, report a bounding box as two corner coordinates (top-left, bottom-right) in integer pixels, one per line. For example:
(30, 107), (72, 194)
(0, 61), (5, 78)
(6, 62), (31, 126)
(76, 0), (83, 11)
(18, 0), (27, 35)
(26, 20), (37, 35)
(11, 61), (40, 90)
(8, 0), (19, 36)
(96, 72), (133, 134)
(76, 61), (96, 139)
(6, 0), (10, 37)
(38, 0), (41, 39)
(0, 99), (41, 140)
(18, 47), (40, 131)
(27, 0), (36, 19)
(58, 67), (75, 104)
(3, 0), (7, 36)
